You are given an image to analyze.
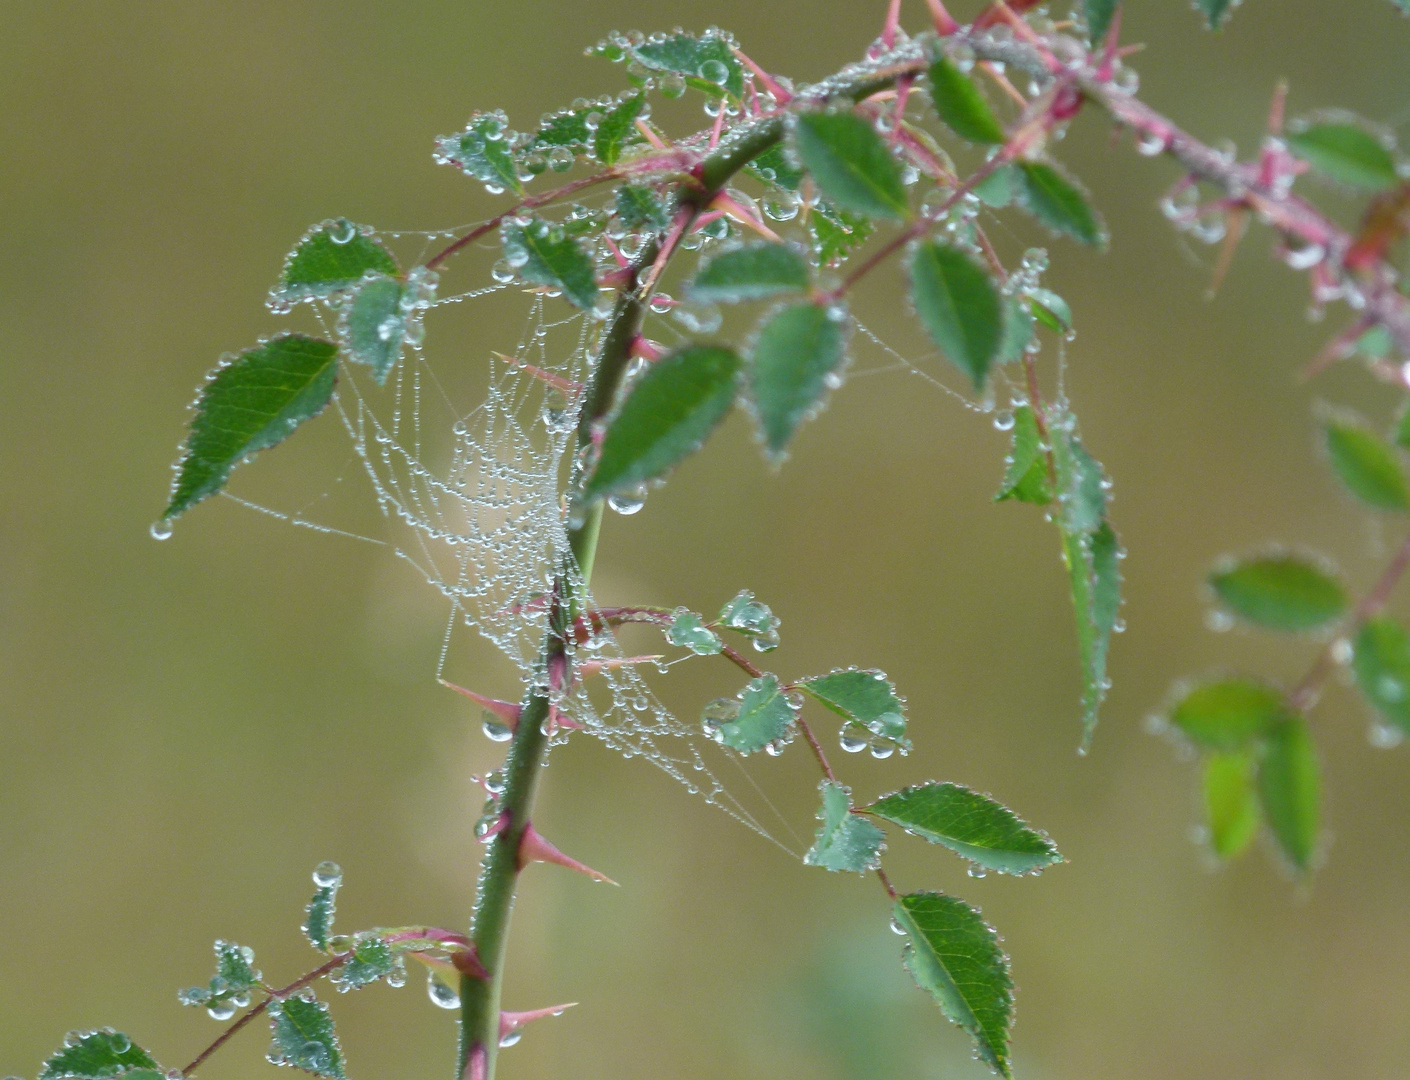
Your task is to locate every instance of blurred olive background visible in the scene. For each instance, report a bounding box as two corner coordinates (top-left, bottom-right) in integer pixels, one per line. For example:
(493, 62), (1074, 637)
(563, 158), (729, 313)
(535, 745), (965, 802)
(4, 1), (1410, 1078)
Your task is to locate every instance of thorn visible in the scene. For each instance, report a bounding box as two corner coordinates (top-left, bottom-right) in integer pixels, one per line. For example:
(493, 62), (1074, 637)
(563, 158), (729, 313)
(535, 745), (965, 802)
(452, 946), (490, 982)
(629, 335), (664, 362)
(731, 47), (791, 103)
(925, 0), (960, 34)
(1267, 79), (1288, 137)
(978, 61), (1028, 108)
(479, 810), (511, 844)
(602, 234), (630, 268)
(1095, 7), (1122, 82)
(439, 679), (521, 728)
(633, 117), (669, 151)
(889, 75), (914, 144)
(880, 0), (903, 49)
(640, 207), (692, 294)
(1205, 206), (1248, 299)
(489, 353), (582, 394)
(463, 1044), (487, 1080)
(546, 704), (584, 734)
(708, 101), (726, 149)
(500, 1003), (577, 1040)
(517, 822), (618, 884)
(548, 651), (571, 693)
(708, 192), (782, 241)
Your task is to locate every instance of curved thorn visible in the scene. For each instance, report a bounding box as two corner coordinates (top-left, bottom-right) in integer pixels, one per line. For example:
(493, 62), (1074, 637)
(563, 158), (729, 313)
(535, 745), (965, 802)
(499, 1003), (578, 1039)
(517, 822), (618, 884)
(439, 680), (522, 728)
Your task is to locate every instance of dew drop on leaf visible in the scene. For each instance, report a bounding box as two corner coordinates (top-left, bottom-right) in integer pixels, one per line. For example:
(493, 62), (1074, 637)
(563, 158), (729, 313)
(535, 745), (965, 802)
(150, 519), (174, 541)
(427, 974), (460, 1010)
(312, 861), (342, 888)
(483, 718), (514, 742)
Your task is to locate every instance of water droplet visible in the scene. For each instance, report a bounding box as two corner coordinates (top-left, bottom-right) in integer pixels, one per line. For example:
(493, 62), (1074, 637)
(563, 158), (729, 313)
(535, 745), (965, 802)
(313, 860), (343, 888)
(207, 1000), (236, 1021)
(483, 718), (513, 742)
(499, 1030), (523, 1048)
(868, 740), (894, 759)
(1135, 131), (1167, 156)
(992, 409), (1015, 431)
(967, 864), (988, 878)
(150, 519), (174, 541)
(386, 964), (408, 988)
(1331, 638), (1353, 665)
(608, 485), (647, 515)
(889, 917), (907, 935)
(1205, 609), (1234, 633)
(839, 724), (868, 753)
(699, 58), (729, 85)
(329, 219), (357, 245)
(427, 974), (460, 1009)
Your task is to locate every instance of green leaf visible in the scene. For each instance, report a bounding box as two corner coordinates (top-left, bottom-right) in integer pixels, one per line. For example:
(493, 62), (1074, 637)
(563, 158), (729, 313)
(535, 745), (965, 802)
(792, 111), (909, 221)
(267, 996), (345, 1079)
(1168, 678), (1291, 751)
(582, 345), (740, 502)
(866, 782), (1062, 875)
(688, 242), (811, 304)
(747, 302), (849, 462)
(1286, 124), (1399, 191)
(336, 938), (397, 993)
(1028, 288), (1072, 332)
(593, 93), (647, 165)
(995, 406), (1053, 505)
(927, 56), (1004, 144)
(798, 668), (909, 747)
(808, 201), (875, 267)
(701, 673), (798, 754)
(1063, 521), (1121, 746)
(615, 184), (671, 232)
(338, 275), (406, 386)
(666, 608), (724, 655)
(164, 335), (338, 521)
(304, 880), (338, 952)
(214, 940), (260, 994)
(717, 589), (781, 649)
(1050, 418), (1107, 534)
(1257, 718), (1320, 873)
(272, 221), (399, 306)
(996, 296), (1034, 365)
(1198, 0), (1236, 27)
(973, 165), (1019, 208)
(433, 110), (522, 194)
(1016, 162), (1106, 246)
(1204, 751), (1261, 861)
(1209, 554), (1347, 631)
(1085, 0), (1118, 44)
(629, 29), (745, 99)
(909, 240), (1003, 390)
(746, 144), (805, 191)
(1352, 616), (1410, 734)
(501, 218), (599, 309)
(894, 892), (1013, 1078)
(40, 1033), (160, 1080)
(1324, 419), (1409, 510)
(531, 107), (592, 151)
(804, 780), (886, 873)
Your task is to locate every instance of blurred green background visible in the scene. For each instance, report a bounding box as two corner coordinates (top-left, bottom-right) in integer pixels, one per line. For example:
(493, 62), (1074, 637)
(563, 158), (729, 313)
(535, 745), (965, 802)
(3, 1), (1410, 1078)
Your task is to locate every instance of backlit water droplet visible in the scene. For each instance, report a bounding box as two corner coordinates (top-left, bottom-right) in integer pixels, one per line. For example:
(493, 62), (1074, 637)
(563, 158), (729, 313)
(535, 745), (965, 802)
(313, 860), (342, 888)
(150, 519), (174, 541)
(427, 974), (460, 1009)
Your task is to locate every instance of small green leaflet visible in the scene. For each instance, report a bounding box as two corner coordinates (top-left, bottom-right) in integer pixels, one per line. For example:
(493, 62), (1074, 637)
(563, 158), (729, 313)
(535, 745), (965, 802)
(304, 882), (338, 952)
(1352, 616), (1410, 734)
(866, 782), (1062, 875)
(791, 112), (909, 221)
(1209, 554), (1347, 632)
(615, 184), (671, 232)
(995, 405), (1053, 505)
(1062, 521), (1121, 746)
(1028, 288), (1072, 332)
(582, 345), (740, 502)
(336, 938), (397, 993)
(894, 892), (1014, 1078)
(808, 201), (874, 267)
(928, 56), (1004, 144)
(701, 674), (798, 754)
(215, 939), (260, 993)
(718, 589), (781, 649)
(1204, 751), (1261, 860)
(973, 165), (1018, 208)
(593, 93), (647, 165)
(1085, 0), (1118, 44)
(666, 608), (724, 655)
(271, 220), (398, 306)
(267, 996), (346, 1079)
(164, 335), (338, 521)
(39, 1032), (161, 1080)
(501, 218), (599, 310)
(996, 296), (1034, 365)
(909, 240), (1003, 390)
(1168, 678), (1291, 751)
(1285, 124), (1399, 191)
(747, 144), (805, 191)
(531, 106), (592, 152)
(1257, 718), (1320, 873)
(1323, 419), (1409, 510)
(624, 29), (745, 99)
(434, 110), (522, 195)
(747, 302), (849, 462)
(1016, 162), (1106, 247)
(688, 242), (811, 304)
(1050, 418), (1107, 535)
(798, 668), (909, 746)
(1198, 0), (1236, 28)
(339, 275), (406, 385)
(803, 780), (885, 873)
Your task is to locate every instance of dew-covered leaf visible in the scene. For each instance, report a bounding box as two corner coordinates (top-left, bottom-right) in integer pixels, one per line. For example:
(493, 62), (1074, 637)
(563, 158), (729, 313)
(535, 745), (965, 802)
(214, 940), (260, 994)
(894, 892), (1013, 1078)
(666, 608), (724, 655)
(1209, 554), (1347, 631)
(798, 668), (908, 746)
(867, 783), (1062, 875)
(338, 275), (406, 386)
(272, 221), (398, 306)
(1324, 419), (1409, 510)
(267, 996), (345, 1079)
(1050, 418), (1107, 534)
(973, 165), (1019, 208)
(39, 1032), (160, 1080)
(164, 335), (338, 521)
(1028, 288), (1072, 332)
(928, 56), (1004, 144)
(1352, 616), (1410, 734)
(627, 29), (745, 99)
(1198, 0), (1236, 27)
(804, 780), (886, 873)
(531, 107), (592, 151)
(995, 405), (1053, 505)
(593, 93), (647, 166)
(1204, 751), (1261, 860)
(304, 881), (338, 952)
(688, 242), (811, 304)
(1168, 678), (1291, 751)
(1085, 0), (1118, 43)
(1062, 521), (1121, 746)
(434, 111), (522, 195)
(582, 345), (740, 503)
(909, 240), (1003, 390)
(1257, 718), (1320, 873)
(717, 589), (781, 650)
(996, 296), (1034, 365)
(336, 938), (396, 993)
(1016, 162), (1105, 246)
(747, 144), (805, 191)
(808, 201), (875, 267)
(501, 218), (599, 310)
(792, 112), (909, 221)
(1286, 123), (1399, 191)
(747, 302), (849, 462)
(702, 674), (798, 754)
(615, 184), (671, 232)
